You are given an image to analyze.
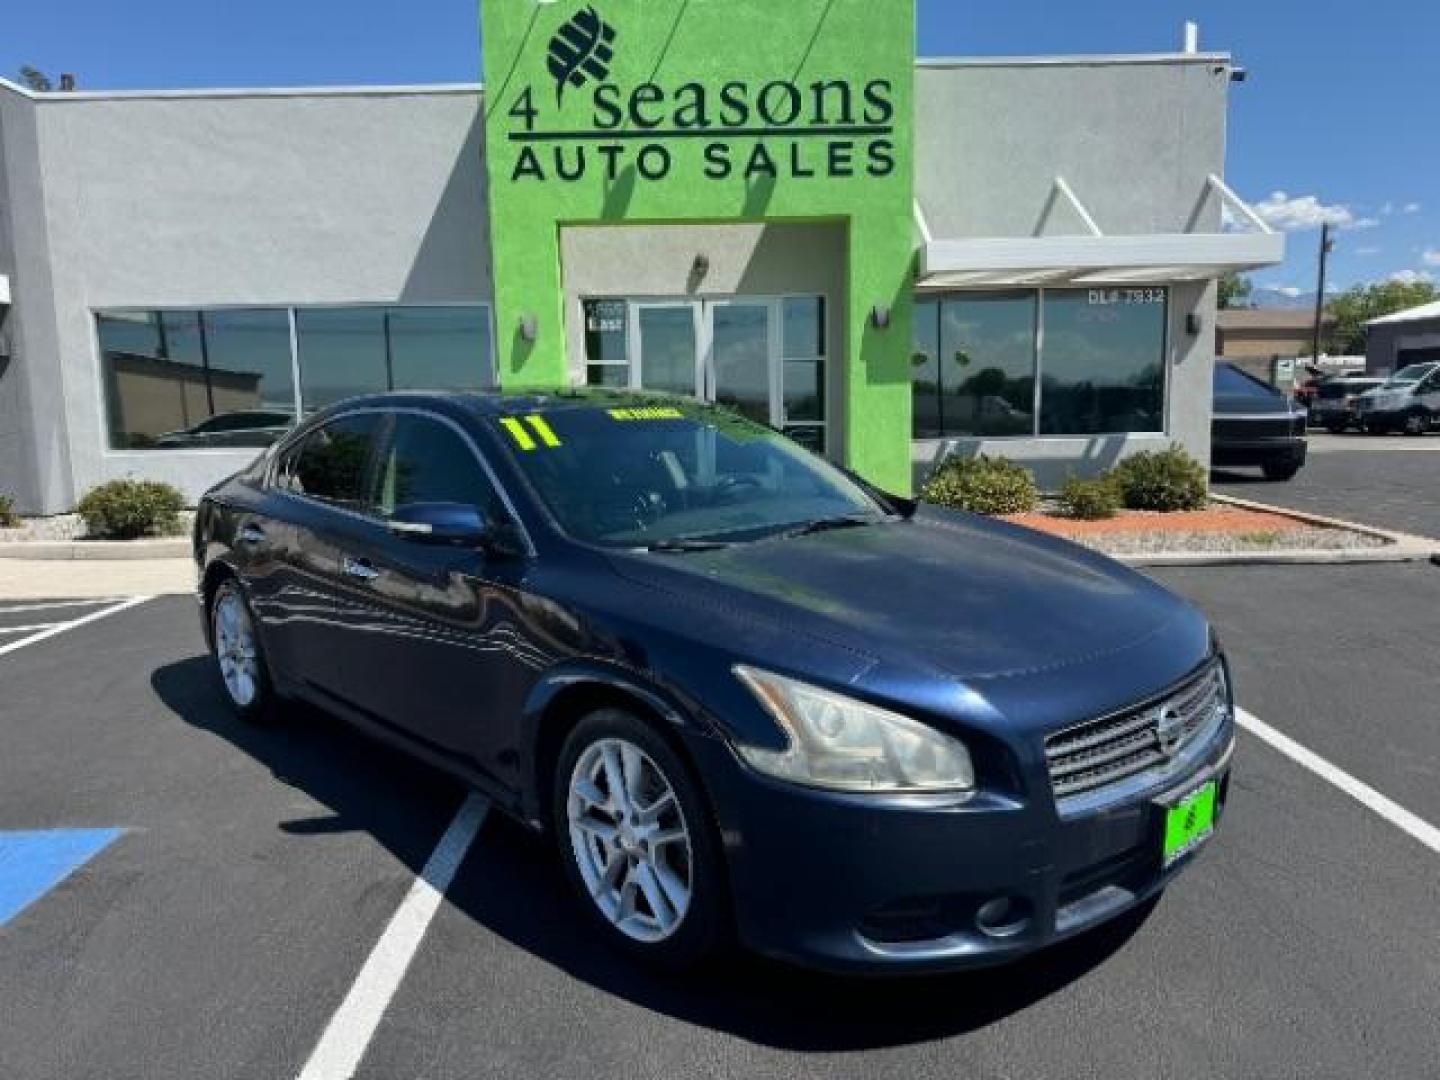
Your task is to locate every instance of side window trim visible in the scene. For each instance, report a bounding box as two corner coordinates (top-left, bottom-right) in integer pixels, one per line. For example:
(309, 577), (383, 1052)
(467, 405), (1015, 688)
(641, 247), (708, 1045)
(268, 405), (535, 555)
(265, 413), (387, 528)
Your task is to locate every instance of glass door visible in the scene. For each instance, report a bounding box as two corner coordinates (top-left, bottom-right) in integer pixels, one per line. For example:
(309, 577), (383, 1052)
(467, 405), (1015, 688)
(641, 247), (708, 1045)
(632, 302), (703, 398)
(706, 300), (780, 427)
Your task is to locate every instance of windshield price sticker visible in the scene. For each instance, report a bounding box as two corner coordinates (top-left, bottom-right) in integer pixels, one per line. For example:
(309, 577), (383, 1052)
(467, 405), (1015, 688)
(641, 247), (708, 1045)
(608, 407), (685, 421)
(500, 415), (564, 451)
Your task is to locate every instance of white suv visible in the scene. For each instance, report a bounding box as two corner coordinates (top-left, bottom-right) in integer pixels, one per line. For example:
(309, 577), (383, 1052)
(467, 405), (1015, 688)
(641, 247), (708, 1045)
(1356, 364), (1440, 435)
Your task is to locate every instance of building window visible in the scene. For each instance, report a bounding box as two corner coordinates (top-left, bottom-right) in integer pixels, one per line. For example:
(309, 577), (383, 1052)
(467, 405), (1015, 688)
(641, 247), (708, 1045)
(296, 306), (493, 412)
(98, 308), (293, 450)
(1039, 289), (1167, 435)
(97, 305), (493, 450)
(912, 287), (1168, 439)
(781, 296), (827, 454)
(583, 299), (630, 388)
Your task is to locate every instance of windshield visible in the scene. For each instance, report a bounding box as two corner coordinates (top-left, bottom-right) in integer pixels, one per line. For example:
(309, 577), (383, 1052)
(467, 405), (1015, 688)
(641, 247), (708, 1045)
(1386, 364), (1437, 387)
(491, 402), (888, 547)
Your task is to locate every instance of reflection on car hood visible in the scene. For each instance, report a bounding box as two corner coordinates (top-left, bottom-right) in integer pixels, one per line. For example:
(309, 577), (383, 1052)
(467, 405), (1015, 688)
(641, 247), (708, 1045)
(607, 505), (1209, 694)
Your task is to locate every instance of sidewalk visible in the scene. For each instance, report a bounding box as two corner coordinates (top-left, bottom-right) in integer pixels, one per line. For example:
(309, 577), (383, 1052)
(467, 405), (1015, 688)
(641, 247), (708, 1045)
(0, 558), (194, 600)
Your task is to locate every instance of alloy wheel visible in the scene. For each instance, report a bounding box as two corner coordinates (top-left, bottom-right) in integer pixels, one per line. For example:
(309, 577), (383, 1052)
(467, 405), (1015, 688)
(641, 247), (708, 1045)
(213, 589), (260, 708)
(566, 737), (694, 943)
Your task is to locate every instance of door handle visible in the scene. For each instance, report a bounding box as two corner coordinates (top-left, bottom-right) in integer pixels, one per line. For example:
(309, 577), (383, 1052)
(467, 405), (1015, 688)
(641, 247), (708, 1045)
(342, 556), (381, 583)
(238, 523), (267, 545)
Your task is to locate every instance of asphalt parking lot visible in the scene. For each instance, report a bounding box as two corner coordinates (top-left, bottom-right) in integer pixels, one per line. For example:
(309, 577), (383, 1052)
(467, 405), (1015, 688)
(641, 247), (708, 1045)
(1214, 430), (1440, 539)
(3, 567), (1439, 1077)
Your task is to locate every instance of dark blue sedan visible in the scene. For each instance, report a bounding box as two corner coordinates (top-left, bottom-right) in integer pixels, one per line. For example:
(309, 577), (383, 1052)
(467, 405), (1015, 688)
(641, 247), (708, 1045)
(194, 391), (1234, 973)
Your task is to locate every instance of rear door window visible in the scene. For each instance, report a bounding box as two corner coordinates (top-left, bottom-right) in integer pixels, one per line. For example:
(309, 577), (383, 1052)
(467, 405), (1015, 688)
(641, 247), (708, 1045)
(276, 413), (384, 513)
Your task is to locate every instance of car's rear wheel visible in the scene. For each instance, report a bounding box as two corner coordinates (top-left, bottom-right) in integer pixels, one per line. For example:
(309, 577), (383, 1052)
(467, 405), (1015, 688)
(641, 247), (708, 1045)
(1403, 412), (1428, 436)
(210, 579), (275, 722)
(1262, 460), (1302, 481)
(554, 709), (727, 970)
(1324, 421), (1347, 435)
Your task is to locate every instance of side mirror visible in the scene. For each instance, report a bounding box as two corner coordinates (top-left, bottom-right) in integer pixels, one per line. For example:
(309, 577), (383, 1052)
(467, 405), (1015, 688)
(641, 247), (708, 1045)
(387, 502), (492, 547)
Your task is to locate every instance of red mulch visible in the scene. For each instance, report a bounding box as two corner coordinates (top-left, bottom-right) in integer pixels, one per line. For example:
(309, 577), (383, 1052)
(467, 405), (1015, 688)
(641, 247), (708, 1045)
(1004, 505), (1304, 537)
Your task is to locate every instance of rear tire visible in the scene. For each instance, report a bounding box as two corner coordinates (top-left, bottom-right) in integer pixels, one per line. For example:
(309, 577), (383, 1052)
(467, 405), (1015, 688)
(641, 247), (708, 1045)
(1324, 422), (1347, 435)
(1403, 412), (1428, 437)
(553, 708), (728, 971)
(209, 579), (276, 723)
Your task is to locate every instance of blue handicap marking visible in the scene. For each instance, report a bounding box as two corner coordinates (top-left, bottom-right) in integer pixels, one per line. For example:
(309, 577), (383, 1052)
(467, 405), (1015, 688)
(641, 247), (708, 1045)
(0, 828), (124, 927)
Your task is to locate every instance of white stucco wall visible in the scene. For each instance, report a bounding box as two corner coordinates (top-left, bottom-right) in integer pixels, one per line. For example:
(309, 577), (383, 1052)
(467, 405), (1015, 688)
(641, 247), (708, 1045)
(23, 86), (491, 511)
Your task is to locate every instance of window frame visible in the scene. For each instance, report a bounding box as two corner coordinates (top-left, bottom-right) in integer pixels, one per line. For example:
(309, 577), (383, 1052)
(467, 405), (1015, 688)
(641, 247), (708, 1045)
(265, 405), (536, 555)
(912, 285), (1172, 440)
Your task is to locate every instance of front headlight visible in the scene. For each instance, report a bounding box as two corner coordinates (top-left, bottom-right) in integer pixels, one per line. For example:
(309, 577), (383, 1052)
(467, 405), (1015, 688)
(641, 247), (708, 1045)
(732, 666), (975, 794)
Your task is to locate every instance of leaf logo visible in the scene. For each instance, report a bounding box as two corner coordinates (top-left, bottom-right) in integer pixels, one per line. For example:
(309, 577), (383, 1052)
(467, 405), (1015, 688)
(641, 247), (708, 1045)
(546, 6), (618, 104)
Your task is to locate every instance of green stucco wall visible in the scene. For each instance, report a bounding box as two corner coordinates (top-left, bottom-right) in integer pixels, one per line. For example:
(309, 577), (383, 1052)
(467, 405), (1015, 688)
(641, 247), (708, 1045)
(480, 0), (918, 492)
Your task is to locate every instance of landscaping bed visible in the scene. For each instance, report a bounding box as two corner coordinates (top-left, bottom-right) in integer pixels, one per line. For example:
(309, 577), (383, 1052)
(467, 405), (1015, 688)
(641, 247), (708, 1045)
(1003, 501), (1390, 556)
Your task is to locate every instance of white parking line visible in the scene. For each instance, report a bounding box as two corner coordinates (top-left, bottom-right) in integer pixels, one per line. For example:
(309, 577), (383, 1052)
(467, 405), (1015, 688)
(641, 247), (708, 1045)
(297, 793), (490, 1080)
(0, 596), (153, 659)
(1236, 707), (1440, 856)
(0, 624), (62, 636)
(0, 598), (128, 615)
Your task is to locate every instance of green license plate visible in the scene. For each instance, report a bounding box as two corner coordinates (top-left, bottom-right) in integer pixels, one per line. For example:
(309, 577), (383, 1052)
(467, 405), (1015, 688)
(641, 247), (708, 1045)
(1162, 780), (1218, 867)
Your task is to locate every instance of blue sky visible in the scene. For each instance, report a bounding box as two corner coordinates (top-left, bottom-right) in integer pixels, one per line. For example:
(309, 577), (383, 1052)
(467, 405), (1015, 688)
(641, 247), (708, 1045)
(4, 1), (1436, 297)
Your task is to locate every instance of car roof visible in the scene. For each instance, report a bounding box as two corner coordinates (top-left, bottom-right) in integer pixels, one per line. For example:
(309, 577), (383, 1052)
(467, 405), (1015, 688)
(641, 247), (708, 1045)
(313, 387), (708, 422)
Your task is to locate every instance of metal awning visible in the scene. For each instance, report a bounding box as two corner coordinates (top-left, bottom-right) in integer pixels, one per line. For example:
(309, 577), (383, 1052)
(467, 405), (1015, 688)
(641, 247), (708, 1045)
(916, 175), (1285, 288)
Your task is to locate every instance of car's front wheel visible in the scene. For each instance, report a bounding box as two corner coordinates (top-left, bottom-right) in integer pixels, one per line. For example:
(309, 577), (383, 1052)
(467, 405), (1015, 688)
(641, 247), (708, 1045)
(554, 709), (727, 970)
(210, 579), (276, 722)
(1403, 411), (1429, 436)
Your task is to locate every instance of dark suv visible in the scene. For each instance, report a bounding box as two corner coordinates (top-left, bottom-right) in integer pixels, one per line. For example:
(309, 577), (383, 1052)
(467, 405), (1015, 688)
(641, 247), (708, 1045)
(1211, 363), (1309, 480)
(195, 391), (1234, 974)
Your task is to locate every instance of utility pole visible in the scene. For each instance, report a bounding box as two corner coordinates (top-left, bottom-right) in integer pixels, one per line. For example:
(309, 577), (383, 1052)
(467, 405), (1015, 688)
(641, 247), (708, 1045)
(1311, 222), (1334, 367)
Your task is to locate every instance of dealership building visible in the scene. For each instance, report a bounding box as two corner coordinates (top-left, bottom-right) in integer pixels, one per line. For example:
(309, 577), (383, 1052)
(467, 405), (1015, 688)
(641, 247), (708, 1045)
(0, 1), (1283, 514)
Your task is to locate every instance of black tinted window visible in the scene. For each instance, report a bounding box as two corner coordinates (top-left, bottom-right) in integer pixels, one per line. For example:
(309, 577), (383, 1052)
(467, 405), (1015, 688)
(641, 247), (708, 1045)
(1213, 364), (1280, 400)
(376, 414), (500, 519)
(279, 414), (382, 510)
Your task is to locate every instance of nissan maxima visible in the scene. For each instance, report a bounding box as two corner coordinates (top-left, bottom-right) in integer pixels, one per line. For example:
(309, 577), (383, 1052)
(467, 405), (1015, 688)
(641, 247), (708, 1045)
(194, 391), (1234, 973)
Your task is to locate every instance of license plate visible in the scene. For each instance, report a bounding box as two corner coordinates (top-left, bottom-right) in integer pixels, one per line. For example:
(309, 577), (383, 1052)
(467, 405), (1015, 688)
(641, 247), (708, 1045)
(1161, 780), (1218, 867)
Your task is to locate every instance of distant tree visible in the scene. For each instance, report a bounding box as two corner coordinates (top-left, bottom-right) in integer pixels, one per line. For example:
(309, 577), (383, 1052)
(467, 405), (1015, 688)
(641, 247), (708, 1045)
(17, 65), (52, 92)
(1327, 280), (1439, 354)
(1218, 272), (1253, 309)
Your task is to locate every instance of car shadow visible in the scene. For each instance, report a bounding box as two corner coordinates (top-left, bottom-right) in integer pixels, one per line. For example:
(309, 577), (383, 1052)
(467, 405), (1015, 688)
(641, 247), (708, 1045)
(1209, 468), (1268, 486)
(151, 654), (1156, 1052)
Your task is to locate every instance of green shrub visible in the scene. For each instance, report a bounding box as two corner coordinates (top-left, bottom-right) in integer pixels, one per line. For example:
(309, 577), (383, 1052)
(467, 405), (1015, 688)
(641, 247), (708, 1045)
(921, 455), (1039, 516)
(1059, 473), (1123, 520)
(0, 493), (17, 528)
(75, 479), (185, 539)
(1111, 446), (1208, 512)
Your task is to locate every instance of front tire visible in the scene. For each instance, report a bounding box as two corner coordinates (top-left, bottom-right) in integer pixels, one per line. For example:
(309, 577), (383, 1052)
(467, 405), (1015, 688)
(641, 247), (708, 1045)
(209, 579), (276, 723)
(1403, 412), (1428, 436)
(554, 709), (727, 970)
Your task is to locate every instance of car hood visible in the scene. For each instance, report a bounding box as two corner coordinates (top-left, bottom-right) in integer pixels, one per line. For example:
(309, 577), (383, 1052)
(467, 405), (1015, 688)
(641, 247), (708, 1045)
(606, 506), (1209, 694)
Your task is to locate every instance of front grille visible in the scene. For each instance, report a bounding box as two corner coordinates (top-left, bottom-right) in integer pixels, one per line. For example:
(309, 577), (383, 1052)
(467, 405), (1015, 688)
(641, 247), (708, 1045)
(1044, 664), (1227, 800)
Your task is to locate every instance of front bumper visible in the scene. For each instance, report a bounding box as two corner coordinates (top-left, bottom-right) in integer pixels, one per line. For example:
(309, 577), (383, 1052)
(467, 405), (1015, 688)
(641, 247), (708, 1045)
(688, 716), (1234, 974)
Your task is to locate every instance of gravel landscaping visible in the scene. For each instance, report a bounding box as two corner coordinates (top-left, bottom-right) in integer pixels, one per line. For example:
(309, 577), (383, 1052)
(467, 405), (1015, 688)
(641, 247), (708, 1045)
(1004, 500), (1391, 557)
(0, 511), (194, 544)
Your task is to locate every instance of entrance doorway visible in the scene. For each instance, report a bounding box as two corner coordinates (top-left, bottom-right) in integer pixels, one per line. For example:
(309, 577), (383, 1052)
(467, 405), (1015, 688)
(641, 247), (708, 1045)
(618, 297), (825, 453)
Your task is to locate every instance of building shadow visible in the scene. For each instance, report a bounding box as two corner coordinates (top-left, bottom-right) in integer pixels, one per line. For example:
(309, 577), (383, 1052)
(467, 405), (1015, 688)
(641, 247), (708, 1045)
(150, 654), (1156, 1052)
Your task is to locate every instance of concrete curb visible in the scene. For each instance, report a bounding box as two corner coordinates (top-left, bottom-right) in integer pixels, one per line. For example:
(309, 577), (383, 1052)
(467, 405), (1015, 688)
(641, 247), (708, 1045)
(0, 538), (191, 561)
(1114, 494), (1440, 568)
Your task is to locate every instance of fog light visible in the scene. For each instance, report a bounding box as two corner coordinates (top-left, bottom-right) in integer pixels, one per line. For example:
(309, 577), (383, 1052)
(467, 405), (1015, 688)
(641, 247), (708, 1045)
(976, 896), (1033, 939)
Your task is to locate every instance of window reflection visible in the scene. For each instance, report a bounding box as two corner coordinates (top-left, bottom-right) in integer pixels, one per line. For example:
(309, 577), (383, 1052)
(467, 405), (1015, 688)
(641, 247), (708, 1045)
(1040, 290), (1166, 435)
(99, 305), (493, 449)
(911, 288), (1167, 438)
(99, 308), (294, 450)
